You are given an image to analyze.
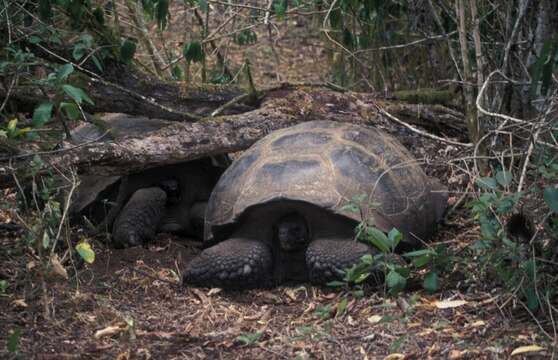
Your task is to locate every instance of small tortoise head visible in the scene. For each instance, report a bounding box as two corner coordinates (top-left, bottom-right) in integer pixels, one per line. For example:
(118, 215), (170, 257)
(275, 214), (309, 252)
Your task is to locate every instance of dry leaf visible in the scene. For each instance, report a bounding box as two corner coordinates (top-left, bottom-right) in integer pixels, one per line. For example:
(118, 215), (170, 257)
(510, 345), (544, 356)
(285, 289), (298, 301)
(367, 315), (382, 324)
(207, 288), (222, 296)
(469, 320), (486, 327)
(384, 354), (405, 360)
(434, 299), (467, 309)
(13, 299), (28, 308)
(94, 325), (126, 339)
(50, 255), (68, 280)
(450, 350), (469, 359)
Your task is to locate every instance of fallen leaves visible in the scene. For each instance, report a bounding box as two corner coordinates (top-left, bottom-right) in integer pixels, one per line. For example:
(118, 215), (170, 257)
(50, 255), (68, 280)
(367, 315), (383, 324)
(94, 325), (126, 339)
(433, 299), (467, 309)
(510, 345), (545, 356)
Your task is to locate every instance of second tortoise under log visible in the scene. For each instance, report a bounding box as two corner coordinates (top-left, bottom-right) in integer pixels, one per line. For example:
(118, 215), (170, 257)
(69, 114), (226, 247)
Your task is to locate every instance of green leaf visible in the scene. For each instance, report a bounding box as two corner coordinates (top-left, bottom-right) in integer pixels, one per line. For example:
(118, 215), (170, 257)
(32, 102), (54, 127)
(411, 254), (432, 268)
(7, 328), (20, 353)
(329, 8), (342, 29)
(171, 65), (184, 80)
(91, 55), (104, 72)
(7, 119), (17, 133)
(544, 186), (558, 213)
(530, 37), (554, 96)
(93, 6), (105, 24)
(359, 254), (374, 265)
(273, 0), (287, 19)
(402, 248), (436, 257)
(326, 280), (345, 288)
(340, 203), (359, 213)
(524, 287), (539, 312)
(42, 231), (50, 249)
(56, 63), (74, 81)
(352, 194), (367, 203)
(72, 44), (86, 61)
(183, 41), (204, 63)
(60, 102), (80, 120)
(76, 242), (95, 264)
(366, 227), (390, 253)
(120, 39), (137, 64)
(342, 28), (354, 48)
(0, 280), (7, 293)
(196, 0), (208, 12)
(387, 228), (402, 249)
(62, 84), (94, 105)
(336, 297), (348, 317)
(423, 272), (439, 293)
(236, 331), (262, 345)
(476, 177), (498, 190)
(495, 170), (513, 187)
(38, 0), (53, 20)
(386, 269), (406, 295)
(156, 0), (170, 29)
(0, 130), (6, 138)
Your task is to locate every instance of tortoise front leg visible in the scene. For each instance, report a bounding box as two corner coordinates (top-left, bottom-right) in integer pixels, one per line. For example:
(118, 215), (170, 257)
(112, 187), (167, 248)
(184, 238), (273, 289)
(305, 239), (374, 284)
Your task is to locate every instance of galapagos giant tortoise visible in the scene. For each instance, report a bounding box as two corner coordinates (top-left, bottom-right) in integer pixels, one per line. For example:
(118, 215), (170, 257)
(184, 120), (448, 288)
(69, 114), (226, 247)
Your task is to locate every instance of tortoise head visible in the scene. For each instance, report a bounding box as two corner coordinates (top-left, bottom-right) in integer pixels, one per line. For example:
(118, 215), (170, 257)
(275, 214), (309, 252)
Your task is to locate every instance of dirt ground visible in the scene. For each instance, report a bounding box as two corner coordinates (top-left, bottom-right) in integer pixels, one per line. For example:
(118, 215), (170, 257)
(0, 209), (554, 359)
(0, 7), (556, 360)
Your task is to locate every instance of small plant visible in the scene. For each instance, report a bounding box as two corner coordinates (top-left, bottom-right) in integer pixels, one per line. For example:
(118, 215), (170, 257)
(330, 195), (410, 295)
(0, 280), (8, 294)
(235, 331), (263, 345)
(467, 169), (556, 311)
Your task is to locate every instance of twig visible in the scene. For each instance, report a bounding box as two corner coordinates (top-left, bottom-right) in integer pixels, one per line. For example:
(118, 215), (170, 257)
(210, 93), (249, 117)
(353, 31), (458, 54)
(50, 169), (79, 258)
(374, 103), (473, 147)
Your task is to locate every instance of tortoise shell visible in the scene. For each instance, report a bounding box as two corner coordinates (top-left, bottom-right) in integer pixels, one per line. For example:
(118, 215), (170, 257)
(205, 120), (447, 246)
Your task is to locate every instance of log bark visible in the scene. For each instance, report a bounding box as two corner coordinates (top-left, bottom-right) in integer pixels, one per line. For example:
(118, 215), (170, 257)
(0, 86), (467, 187)
(1, 68), (247, 121)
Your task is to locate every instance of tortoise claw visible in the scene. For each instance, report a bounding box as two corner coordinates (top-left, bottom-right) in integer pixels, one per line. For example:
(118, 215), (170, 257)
(112, 187), (166, 248)
(306, 239), (374, 284)
(184, 238), (273, 289)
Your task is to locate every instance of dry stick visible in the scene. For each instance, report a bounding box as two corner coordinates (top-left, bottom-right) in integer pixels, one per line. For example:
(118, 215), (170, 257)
(210, 93), (249, 117)
(265, 0), (281, 82)
(373, 103), (473, 147)
(50, 170), (79, 258)
(353, 31), (458, 54)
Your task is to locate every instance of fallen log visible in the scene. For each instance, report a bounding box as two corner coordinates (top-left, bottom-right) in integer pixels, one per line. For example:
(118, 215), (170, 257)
(0, 86), (468, 187)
